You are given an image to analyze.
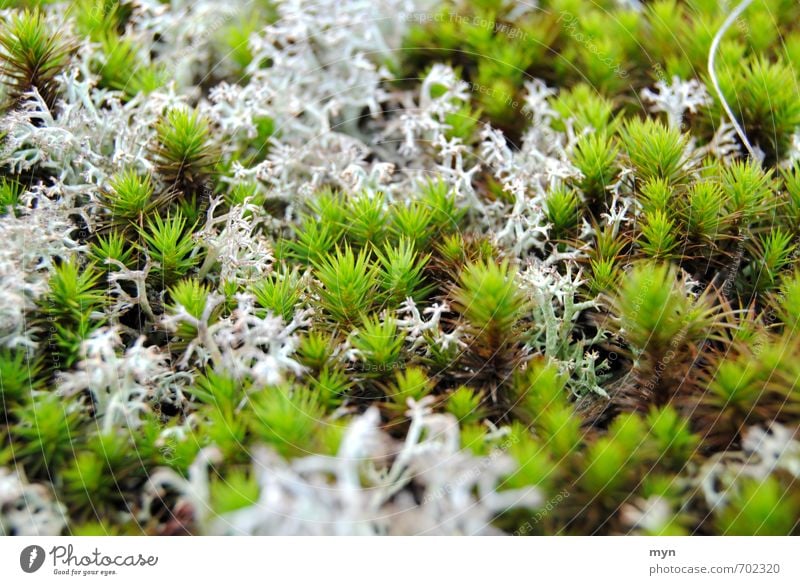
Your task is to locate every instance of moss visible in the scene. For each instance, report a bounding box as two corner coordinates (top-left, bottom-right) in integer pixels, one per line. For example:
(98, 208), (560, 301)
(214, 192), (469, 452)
(2, 0), (800, 537)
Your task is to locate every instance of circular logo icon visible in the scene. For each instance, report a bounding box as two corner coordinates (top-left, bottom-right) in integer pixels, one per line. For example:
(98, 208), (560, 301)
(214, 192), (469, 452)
(20, 545), (46, 573)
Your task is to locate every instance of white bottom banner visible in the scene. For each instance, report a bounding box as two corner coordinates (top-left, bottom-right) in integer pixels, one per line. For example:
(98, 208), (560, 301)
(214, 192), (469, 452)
(1, 537), (797, 583)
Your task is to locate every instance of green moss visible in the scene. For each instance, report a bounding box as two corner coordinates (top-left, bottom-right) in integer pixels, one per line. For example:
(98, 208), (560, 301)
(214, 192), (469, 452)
(4, 0), (800, 537)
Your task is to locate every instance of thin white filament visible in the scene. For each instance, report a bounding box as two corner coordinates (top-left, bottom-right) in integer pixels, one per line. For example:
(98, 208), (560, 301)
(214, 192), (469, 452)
(708, 0), (757, 161)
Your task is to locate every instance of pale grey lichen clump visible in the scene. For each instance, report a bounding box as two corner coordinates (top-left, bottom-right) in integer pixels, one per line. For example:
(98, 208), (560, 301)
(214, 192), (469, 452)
(0, 468), (67, 536)
(145, 401), (540, 535)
